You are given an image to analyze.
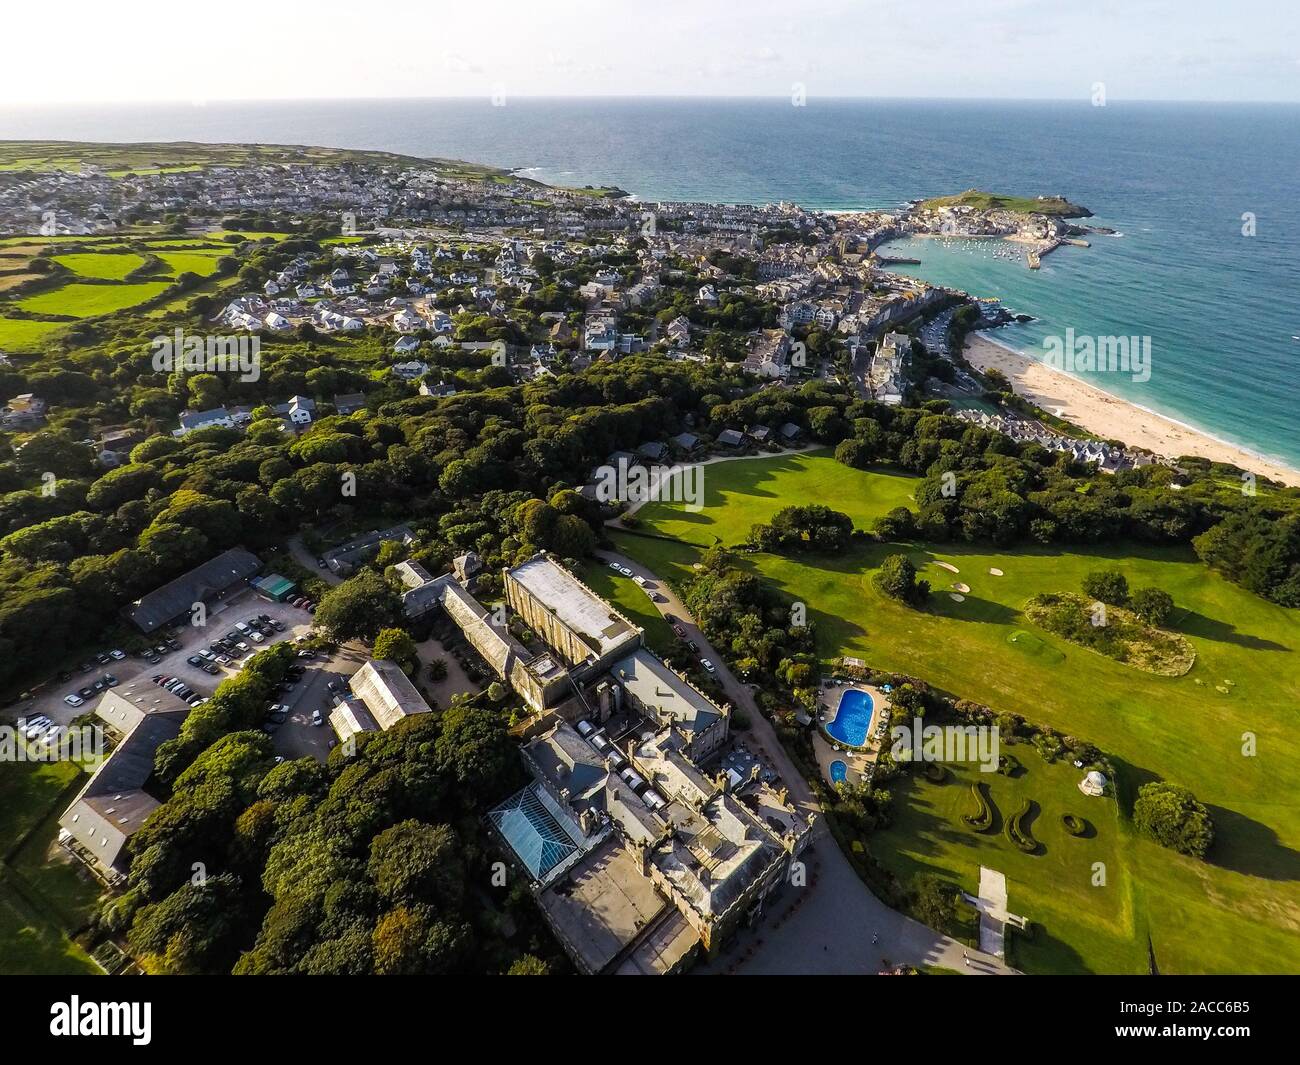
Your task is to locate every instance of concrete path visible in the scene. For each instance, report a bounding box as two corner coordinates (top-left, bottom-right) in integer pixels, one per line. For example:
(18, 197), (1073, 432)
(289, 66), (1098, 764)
(595, 545), (1016, 976)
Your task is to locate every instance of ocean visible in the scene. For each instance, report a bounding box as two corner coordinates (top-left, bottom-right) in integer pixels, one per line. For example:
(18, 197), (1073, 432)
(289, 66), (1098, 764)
(2, 97), (1297, 468)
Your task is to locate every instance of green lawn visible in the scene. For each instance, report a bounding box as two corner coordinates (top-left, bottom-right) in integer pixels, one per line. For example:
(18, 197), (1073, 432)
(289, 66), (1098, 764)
(0, 876), (99, 975)
(872, 756), (1143, 974)
(155, 250), (224, 277)
(0, 317), (63, 349)
(0, 759), (102, 975)
(629, 448), (919, 547)
(17, 281), (171, 318)
(614, 451), (1300, 974)
(577, 560), (676, 653)
(51, 251), (147, 280)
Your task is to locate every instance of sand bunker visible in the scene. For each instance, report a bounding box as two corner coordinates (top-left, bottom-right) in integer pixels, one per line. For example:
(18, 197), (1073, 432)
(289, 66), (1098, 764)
(989, 567), (1004, 576)
(950, 593), (966, 602)
(935, 561), (959, 574)
(952, 582), (971, 594)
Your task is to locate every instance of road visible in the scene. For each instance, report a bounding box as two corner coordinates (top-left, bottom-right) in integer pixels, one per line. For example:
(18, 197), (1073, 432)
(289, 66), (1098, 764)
(288, 536), (343, 586)
(595, 546), (1015, 975)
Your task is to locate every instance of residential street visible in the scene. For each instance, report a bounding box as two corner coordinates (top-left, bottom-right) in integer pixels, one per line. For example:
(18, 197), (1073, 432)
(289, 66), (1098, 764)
(595, 546), (1015, 975)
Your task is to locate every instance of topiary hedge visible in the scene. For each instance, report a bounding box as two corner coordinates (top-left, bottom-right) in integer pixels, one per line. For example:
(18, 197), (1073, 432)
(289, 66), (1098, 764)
(1006, 799), (1039, 853)
(1062, 813), (1087, 836)
(962, 782), (994, 832)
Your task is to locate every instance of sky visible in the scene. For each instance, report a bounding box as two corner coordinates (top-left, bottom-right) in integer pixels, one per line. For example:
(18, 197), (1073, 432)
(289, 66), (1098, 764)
(3, 0), (1297, 105)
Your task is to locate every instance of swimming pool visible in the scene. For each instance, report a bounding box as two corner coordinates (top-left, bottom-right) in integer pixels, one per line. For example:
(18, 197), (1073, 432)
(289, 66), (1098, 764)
(830, 760), (848, 784)
(826, 688), (875, 747)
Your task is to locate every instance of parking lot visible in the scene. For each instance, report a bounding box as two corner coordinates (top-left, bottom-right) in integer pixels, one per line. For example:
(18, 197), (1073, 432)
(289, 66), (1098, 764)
(269, 641), (370, 762)
(6, 590), (318, 731)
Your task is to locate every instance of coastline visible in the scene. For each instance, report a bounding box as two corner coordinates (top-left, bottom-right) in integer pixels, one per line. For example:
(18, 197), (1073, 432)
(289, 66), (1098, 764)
(962, 332), (1300, 488)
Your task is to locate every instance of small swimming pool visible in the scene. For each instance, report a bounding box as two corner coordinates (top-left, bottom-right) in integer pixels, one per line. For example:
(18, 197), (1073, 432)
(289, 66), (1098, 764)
(826, 688), (875, 747)
(830, 760), (848, 784)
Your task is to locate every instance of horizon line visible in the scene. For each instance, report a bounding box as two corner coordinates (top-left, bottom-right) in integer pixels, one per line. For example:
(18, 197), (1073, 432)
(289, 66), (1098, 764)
(4, 92), (1300, 109)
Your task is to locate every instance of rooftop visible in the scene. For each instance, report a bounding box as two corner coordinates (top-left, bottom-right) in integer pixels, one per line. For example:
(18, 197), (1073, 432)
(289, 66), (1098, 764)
(610, 648), (723, 738)
(348, 659), (431, 730)
(508, 555), (637, 657)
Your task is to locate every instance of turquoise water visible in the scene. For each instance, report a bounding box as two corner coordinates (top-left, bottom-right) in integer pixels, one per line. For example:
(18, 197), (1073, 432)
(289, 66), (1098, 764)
(826, 688), (875, 747)
(3, 97), (1295, 466)
(830, 760), (848, 784)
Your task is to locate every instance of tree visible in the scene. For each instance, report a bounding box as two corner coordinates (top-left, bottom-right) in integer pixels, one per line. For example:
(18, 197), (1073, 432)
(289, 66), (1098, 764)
(368, 821), (465, 910)
(507, 954), (550, 975)
(873, 553), (929, 606)
(1133, 781), (1215, 859)
(834, 437), (873, 469)
(314, 569), (403, 642)
(373, 627), (418, 673)
(1130, 587), (1174, 627)
(434, 702), (516, 802)
(1081, 569), (1129, 606)
(910, 873), (957, 931)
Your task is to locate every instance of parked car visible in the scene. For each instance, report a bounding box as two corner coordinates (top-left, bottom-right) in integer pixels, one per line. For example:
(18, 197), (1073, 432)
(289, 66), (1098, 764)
(78, 662), (93, 673)
(700, 658), (717, 674)
(327, 680), (342, 694)
(109, 649), (126, 661)
(235, 622), (251, 635)
(687, 641), (699, 654)
(306, 603), (316, 614)
(198, 649), (216, 662)
(63, 693), (84, 707)
(632, 575), (646, 587)
(311, 709), (323, 726)
(316, 557), (327, 569)
(201, 663), (220, 676)
(103, 674), (119, 687)
(297, 649), (315, 659)
(77, 686), (94, 699)
(144, 653), (161, 665)
(618, 565), (633, 577)
(673, 624), (687, 638)
(271, 620), (286, 632)
(95, 652), (111, 665)
(187, 655), (204, 667)
(607, 560), (621, 571)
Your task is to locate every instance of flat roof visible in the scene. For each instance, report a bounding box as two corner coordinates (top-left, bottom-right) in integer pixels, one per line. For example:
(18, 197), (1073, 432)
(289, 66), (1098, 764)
(610, 649), (722, 737)
(508, 555), (636, 656)
(537, 837), (671, 974)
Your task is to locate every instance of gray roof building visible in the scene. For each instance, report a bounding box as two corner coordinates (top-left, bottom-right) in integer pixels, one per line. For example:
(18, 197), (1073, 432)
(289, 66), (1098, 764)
(125, 547), (262, 633)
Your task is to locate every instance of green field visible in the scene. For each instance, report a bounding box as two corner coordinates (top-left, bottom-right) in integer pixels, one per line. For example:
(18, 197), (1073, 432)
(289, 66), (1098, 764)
(0, 759), (102, 975)
(155, 250), (224, 277)
(613, 450), (1300, 973)
(629, 449), (919, 547)
(577, 560), (676, 653)
(52, 251), (147, 280)
(917, 189), (1091, 218)
(17, 281), (171, 318)
(0, 318), (63, 349)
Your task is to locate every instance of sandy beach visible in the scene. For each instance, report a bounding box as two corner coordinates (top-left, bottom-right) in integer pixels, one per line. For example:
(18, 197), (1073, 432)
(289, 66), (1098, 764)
(963, 333), (1300, 488)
